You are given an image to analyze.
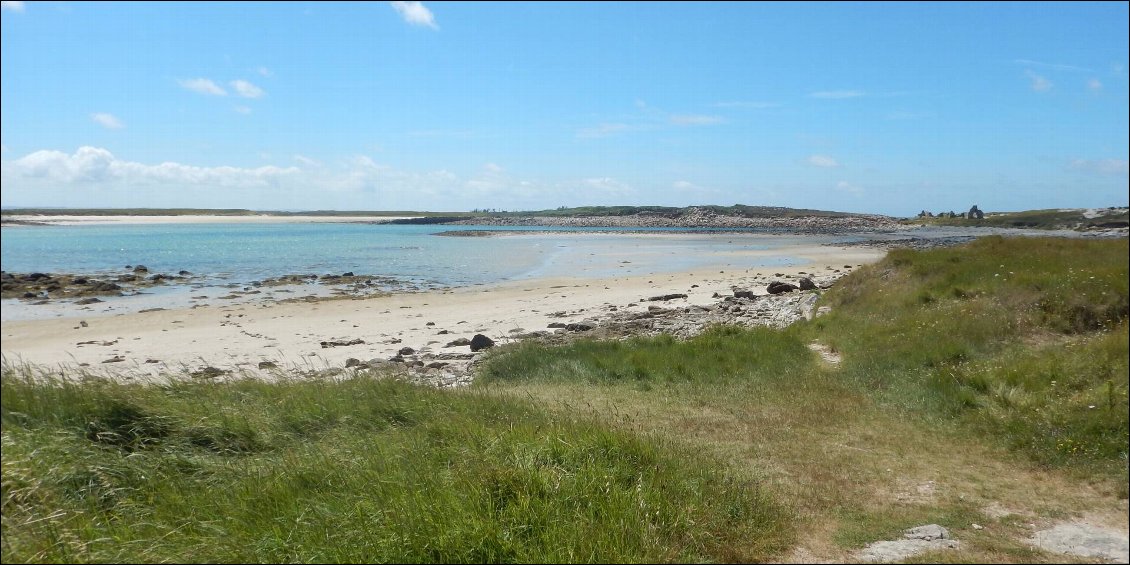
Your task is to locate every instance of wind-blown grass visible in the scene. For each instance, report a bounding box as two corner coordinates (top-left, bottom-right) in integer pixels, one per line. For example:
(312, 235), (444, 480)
(1, 370), (789, 563)
(802, 236), (1128, 475)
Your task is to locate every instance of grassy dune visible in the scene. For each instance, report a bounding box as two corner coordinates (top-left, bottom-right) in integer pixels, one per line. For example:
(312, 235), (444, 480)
(3, 235), (1127, 563)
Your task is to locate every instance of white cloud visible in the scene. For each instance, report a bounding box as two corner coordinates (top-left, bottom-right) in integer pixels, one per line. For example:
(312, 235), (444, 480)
(234, 105), (252, 115)
(1087, 78), (1102, 91)
(835, 180), (864, 195)
(1014, 59), (1094, 73)
(1070, 158), (1129, 175)
(1, 146), (653, 210)
(90, 113), (124, 129)
(806, 155), (840, 168)
(1025, 70), (1052, 92)
(581, 177), (634, 195)
(669, 114), (725, 126)
(809, 90), (865, 99)
(390, 1), (437, 29)
(713, 101), (779, 109)
(230, 79), (265, 99)
(1, 1), (25, 12)
(576, 122), (632, 139)
(257, 66), (273, 77)
(2, 146), (298, 187)
(179, 78), (227, 96)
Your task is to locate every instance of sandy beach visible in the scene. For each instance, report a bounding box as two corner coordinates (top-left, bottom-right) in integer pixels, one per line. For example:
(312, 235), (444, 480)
(0, 242), (885, 382)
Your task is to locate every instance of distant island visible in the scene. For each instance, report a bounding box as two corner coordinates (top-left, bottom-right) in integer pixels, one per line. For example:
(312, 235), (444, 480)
(3, 204), (1127, 233)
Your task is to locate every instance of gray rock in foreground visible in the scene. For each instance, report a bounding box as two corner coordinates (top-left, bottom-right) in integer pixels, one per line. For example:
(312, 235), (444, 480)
(1028, 523), (1129, 564)
(857, 524), (960, 563)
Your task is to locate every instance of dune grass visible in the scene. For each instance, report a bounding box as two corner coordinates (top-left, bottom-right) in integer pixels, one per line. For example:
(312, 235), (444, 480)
(805, 236), (1128, 479)
(1, 369), (789, 563)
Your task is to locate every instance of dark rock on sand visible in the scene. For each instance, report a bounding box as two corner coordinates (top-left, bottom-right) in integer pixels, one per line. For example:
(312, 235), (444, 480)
(565, 323), (594, 332)
(767, 281), (799, 294)
(733, 289), (756, 299)
(320, 338), (365, 348)
(345, 358), (365, 368)
(445, 338), (472, 347)
(798, 278), (817, 291)
(470, 334), (495, 352)
(133, 265), (149, 273)
(258, 361), (278, 369)
(648, 293), (688, 301)
(398, 346), (416, 356)
(75, 297), (103, 305)
(547, 322), (567, 329)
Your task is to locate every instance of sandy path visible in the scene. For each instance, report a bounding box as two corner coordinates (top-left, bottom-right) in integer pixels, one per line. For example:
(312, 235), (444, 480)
(1, 245), (884, 380)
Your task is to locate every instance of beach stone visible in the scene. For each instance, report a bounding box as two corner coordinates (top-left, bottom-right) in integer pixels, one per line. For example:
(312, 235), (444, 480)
(1028, 522), (1129, 563)
(133, 265), (149, 273)
(445, 338), (471, 347)
(547, 322), (567, 328)
(345, 358), (364, 368)
(798, 277), (817, 290)
(905, 524), (950, 541)
(565, 322), (593, 332)
(733, 289), (756, 299)
(25, 272), (51, 281)
(648, 293), (688, 301)
(767, 281), (799, 294)
(258, 361), (277, 369)
(398, 346), (415, 356)
(75, 297), (103, 305)
(469, 334), (495, 352)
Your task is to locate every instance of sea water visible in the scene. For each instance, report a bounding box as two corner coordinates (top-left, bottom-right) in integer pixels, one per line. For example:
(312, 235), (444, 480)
(1, 222), (850, 320)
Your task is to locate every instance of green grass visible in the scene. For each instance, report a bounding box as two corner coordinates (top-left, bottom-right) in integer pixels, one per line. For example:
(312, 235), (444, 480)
(1, 369), (789, 563)
(801, 236), (1128, 476)
(478, 326), (815, 390)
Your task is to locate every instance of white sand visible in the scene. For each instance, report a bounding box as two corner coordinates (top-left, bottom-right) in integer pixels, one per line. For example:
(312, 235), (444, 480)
(2, 214), (417, 225)
(0, 244), (885, 380)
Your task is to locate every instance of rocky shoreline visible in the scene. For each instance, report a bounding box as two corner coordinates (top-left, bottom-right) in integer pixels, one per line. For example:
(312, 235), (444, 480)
(386, 207), (905, 233)
(323, 269), (854, 389)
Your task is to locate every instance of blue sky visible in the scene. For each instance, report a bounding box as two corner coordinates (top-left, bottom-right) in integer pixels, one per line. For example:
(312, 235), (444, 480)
(1, 1), (1127, 215)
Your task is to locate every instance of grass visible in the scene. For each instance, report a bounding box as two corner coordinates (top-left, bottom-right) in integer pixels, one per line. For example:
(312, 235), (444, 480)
(804, 236), (1129, 478)
(1, 368), (788, 563)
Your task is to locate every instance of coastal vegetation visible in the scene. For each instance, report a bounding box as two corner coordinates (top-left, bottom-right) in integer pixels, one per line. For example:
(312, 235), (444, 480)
(907, 206), (1129, 231)
(2, 236), (1127, 562)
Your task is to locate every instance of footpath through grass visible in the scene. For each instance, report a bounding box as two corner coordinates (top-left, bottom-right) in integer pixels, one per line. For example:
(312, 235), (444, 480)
(1, 371), (788, 563)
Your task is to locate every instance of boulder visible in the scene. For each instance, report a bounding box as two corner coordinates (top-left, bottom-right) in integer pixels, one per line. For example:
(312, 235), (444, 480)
(345, 358), (365, 368)
(133, 265), (149, 273)
(470, 334), (495, 352)
(798, 278), (817, 290)
(258, 361), (277, 369)
(733, 289), (756, 299)
(547, 322), (567, 329)
(565, 323), (593, 332)
(648, 293), (688, 301)
(968, 205), (984, 219)
(445, 337), (472, 347)
(767, 281), (799, 294)
(398, 346), (415, 356)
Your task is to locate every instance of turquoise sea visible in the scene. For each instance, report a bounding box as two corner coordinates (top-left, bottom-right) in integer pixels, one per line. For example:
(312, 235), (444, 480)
(1, 222), (858, 320)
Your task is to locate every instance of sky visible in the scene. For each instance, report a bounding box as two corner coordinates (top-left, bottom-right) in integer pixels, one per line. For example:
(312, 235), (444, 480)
(1, 1), (1127, 216)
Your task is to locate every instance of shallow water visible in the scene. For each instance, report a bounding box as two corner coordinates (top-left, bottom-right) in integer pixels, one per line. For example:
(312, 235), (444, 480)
(1, 223), (856, 321)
